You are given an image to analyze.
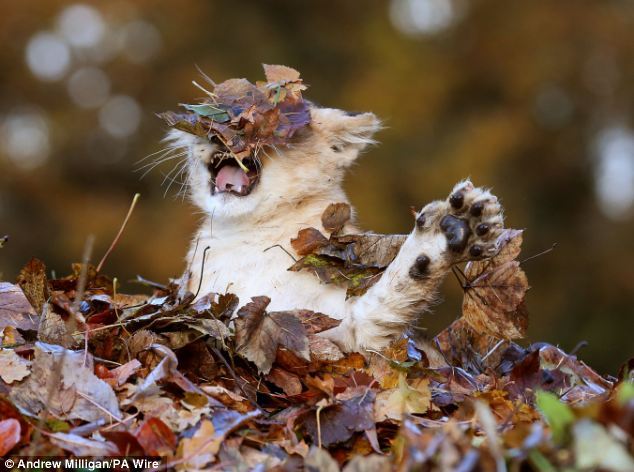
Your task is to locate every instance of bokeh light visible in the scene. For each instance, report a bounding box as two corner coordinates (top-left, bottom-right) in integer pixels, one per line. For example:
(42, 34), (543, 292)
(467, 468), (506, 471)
(0, 110), (50, 171)
(25, 32), (71, 81)
(390, 0), (455, 35)
(98, 95), (142, 138)
(594, 127), (634, 220)
(57, 4), (105, 49)
(67, 67), (111, 109)
(121, 20), (162, 64)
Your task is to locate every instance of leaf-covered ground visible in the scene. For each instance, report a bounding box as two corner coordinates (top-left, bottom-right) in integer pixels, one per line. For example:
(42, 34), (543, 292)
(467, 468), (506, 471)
(0, 224), (632, 472)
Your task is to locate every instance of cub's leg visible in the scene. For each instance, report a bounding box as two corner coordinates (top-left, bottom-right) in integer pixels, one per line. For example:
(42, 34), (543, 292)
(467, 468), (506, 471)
(326, 180), (504, 351)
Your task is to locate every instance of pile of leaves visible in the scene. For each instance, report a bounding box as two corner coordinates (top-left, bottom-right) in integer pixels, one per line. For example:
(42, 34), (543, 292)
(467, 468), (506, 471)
(0, 214), (632, 471)
(158, 64), (311, 170)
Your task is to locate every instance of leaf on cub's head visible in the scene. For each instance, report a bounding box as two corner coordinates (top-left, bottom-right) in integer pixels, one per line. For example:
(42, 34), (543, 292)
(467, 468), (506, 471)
(159, 65), (311, 169)
(461, 229), (529, 340)
(262, 64), (302, 85)
(156, 111), (209, 138)
(234, 296), (310, 374)
(180, 103), (230, 122)
(321, 203), (351, 233)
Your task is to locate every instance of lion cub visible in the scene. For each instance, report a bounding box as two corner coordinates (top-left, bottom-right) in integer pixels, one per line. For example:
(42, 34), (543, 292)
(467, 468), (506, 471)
(165, 84), (504, 353)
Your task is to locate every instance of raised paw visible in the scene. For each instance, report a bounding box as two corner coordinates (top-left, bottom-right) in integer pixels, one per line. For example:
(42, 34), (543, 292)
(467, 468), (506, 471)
(416, 180), (504, 264)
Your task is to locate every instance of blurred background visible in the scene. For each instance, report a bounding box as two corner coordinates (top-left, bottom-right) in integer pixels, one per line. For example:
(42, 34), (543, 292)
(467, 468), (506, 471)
(0, 0), (632, 373)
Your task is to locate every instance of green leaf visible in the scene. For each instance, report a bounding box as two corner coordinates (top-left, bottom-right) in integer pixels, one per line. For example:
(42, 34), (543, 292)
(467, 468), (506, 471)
(616, 381), (634, 405)
(536, 390), (575, 444)
(181, 103), (230, 122)
(528, 450), (558, 472)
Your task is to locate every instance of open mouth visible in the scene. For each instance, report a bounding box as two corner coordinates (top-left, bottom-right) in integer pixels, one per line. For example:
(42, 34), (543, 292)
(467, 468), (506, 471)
(208, 150), (260, 197)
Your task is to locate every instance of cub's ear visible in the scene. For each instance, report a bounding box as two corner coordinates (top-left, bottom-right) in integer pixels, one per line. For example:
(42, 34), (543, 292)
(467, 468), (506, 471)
(311, 108), (382, 158)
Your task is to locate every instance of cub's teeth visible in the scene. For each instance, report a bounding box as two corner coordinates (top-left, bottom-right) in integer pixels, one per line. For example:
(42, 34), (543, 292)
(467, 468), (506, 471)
(236, 186), (243, 194)
(214, 185), (220, 193)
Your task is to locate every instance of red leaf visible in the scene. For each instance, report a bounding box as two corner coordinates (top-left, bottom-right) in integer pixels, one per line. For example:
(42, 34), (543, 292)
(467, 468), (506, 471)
(135, 417), (177, 457)
(0, 418), (20, 456)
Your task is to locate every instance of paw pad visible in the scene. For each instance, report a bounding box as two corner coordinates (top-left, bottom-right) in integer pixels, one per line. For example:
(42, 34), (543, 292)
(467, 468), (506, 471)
(449, 193), (464, 210)
(442, 182), (504, 262)
(409, 255), (430, 280)
(440, 215), (471, 253)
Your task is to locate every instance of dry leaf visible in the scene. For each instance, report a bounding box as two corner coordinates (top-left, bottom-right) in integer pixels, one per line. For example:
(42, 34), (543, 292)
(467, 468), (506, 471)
(10, 342), (121, 422)
(266, 367), (303, 396)
(308, 335), (344, 362)
(0, 282), (38, 331)
(302, 388), (375, 447)
(136, 416), (177, 457)
(374, 374), (431, 421)
(235, 297), (310, 374)
(16, 258), (48, 315)
(176, 419), (220, 470)
(49, 432), (119, 456)
(462, 229), (529, 339)
(37, 302), (74, 347)
(305, 446), (340, 472)
(321, 202), (351, 233)
(291, 228), (329, 256)
(159, 64), (310, 167)
(0, 349), (31, 384)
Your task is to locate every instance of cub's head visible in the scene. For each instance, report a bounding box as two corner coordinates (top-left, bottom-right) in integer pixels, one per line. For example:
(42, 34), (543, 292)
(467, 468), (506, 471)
(164, 106), (380, 220)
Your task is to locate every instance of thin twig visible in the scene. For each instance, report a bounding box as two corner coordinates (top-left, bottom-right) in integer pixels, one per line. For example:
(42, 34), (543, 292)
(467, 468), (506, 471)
(96, 193), (140, 273)
(194, 246), (211, 299)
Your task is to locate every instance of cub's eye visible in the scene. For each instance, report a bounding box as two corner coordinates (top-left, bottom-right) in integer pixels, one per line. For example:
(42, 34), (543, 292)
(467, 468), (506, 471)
(331, 144), (343, 153)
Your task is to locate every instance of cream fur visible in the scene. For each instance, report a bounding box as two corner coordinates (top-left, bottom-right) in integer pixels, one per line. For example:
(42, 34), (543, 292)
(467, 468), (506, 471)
(165, 106), (504, 352)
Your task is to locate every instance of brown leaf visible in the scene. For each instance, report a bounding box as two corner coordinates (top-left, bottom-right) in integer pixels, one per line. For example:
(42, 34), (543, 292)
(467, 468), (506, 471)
(0, 282), (38, 331)
(266, 367), (303, 396)
(288, 232), (406, 297)
(308, 335), (344, 362)
(135, 417), (177, 457)
(322, 203), (352, 233)
(0, 418), (20, 456)
(160, 65), (310, 166)
(291, 228), (329, 256)
(37, 303), (74, 347)
(289, 254), (382, 298)
(291, 310), (341, 335)
(462, 229), (529, 340)
(17, 258), (48, 315)
(100, 431), (145, 456)
(302, 388), (375, 446)
(263, 64), (302, 84)
(324, 233), (407, 269)
(235, 297), (310, 374)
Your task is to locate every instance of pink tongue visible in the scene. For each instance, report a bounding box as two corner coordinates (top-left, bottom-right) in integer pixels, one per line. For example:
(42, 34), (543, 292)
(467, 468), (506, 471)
(216, 165), (249, 192)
